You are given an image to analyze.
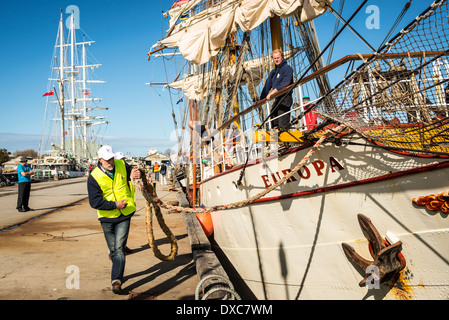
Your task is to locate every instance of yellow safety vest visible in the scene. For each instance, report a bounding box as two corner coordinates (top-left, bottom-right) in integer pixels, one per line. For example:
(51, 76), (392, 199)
(90, 160), (136, 219)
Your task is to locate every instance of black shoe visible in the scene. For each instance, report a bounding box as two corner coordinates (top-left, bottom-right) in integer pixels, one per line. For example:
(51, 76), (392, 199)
(112, 281), (122, 294)
(24, 208), (35, 212)
(17, 208), (25, 212)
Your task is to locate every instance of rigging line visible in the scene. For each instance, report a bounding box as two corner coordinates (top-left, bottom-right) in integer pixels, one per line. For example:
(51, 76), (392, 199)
(235, 3), (367, 186)
(377, 1), (412, 51)
(41, 48), (61, 156)
(341, 139), (449, 157)
(327, 0), (345, 65)
(160, 47), (179, 138)
(349, 51), (449, 112)
(160, 0), (164, 37)
(39, 95), (52, 156)
(258, 0), (369, 130)
(309, 1), (449, 122)
(329, 4), (376, 53)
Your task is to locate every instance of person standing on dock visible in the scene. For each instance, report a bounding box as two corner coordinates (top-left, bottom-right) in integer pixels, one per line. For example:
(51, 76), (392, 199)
(87, 145), (140, 294)
(16, 156), (34, 212)
(153, 162), (160, 181)
(160, 162), (167, 185)
(260, 49), (294, 131)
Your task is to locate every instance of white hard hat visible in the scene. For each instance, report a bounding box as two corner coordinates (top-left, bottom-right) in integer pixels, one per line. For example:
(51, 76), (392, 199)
(97, 145), (115, 160)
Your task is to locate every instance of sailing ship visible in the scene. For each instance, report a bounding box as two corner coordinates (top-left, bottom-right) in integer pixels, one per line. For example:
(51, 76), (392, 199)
(149, 0), (449, 299)
(38, 9), (109, 177)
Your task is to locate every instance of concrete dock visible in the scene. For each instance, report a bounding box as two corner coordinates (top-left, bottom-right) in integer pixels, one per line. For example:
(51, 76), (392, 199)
(0, 177), (198, 300)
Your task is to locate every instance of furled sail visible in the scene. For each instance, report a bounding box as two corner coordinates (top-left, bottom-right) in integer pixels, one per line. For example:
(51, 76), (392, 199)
(156, 0), (333, 65)
(167, 48), (301, 101)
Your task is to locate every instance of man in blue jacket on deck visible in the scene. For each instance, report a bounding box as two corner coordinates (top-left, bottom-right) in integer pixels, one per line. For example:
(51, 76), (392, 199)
(260, 49), (294, 131)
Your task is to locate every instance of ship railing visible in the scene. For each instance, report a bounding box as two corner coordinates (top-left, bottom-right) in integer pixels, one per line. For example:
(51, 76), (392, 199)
(198, 99), (307, 181)
(198, 87), (449, 182)
(196, 51), (449, 181)
(331, 75), (449, 126)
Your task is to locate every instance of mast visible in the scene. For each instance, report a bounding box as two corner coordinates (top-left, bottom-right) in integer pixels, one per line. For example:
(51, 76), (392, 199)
(58, 11), (66, 151)
(82, 36), (88, 159)
(270, 16), (283, 51)
(296, 19), (332, 98)
(230, 42), (241, 129)
(267, 15), (284, 130)
(42, 10), (109, 160)
(192, 100), (198, 205)
(69, 12), (76, 157)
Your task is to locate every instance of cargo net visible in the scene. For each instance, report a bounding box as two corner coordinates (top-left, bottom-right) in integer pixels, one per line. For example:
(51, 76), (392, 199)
(316, 0), (449, 156)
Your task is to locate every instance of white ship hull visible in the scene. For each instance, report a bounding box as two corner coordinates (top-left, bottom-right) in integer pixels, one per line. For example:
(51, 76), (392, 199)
(200, 137), (449, 299)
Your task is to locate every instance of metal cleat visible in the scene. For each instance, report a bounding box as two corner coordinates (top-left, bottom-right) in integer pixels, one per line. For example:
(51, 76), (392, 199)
(342, 214), (405, 287)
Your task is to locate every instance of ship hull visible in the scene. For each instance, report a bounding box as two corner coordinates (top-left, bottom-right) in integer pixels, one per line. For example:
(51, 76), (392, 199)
(200, 137), (449, 299)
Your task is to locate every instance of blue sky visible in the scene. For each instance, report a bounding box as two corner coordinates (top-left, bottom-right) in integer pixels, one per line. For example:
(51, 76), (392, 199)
(0, 0), (433, 157)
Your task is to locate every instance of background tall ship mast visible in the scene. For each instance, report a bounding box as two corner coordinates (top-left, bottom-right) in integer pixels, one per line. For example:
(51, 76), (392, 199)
(149, 0), (449, 299)
(39, 9), (109, 166)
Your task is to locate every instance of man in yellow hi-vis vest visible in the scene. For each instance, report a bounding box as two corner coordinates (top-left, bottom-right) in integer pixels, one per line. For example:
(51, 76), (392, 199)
(87, 145), (140, 294)
(153, 162), (159, 181)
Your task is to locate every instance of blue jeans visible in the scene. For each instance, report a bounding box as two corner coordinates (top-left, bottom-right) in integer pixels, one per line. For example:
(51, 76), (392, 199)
(100, 218), (131, 284)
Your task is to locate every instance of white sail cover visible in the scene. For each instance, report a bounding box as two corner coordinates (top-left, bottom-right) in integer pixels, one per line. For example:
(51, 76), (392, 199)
(158, 0), (333, 65)
(168, 48), (301, 101)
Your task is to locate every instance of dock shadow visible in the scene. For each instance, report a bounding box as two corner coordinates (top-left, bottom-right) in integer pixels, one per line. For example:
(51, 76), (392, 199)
(128, 234), (189, 254)
(121, 253), (196, 299)
(34, 203), (78, 211)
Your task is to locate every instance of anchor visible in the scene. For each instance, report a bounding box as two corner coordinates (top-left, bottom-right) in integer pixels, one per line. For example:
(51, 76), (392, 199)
(342, 214), (406, 287)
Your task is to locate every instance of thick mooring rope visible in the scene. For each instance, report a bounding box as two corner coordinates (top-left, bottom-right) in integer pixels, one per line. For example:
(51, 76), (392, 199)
(137, 124), (347, 217)
(132, 170), (178, 261)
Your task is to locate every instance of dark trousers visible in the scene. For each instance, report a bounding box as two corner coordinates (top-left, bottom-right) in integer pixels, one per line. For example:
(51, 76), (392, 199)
(270, 96), (292, 130)
(17, 182), (31, 210)
(100, 218), (131, 284)
(270, 103), (291, 130)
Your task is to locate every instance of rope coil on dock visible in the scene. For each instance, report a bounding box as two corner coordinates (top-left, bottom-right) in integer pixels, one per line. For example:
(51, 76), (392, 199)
(195, 274), (241, 300)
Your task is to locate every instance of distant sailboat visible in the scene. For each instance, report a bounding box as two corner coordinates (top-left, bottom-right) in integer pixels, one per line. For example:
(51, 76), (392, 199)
(39, 9), (109, 166)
